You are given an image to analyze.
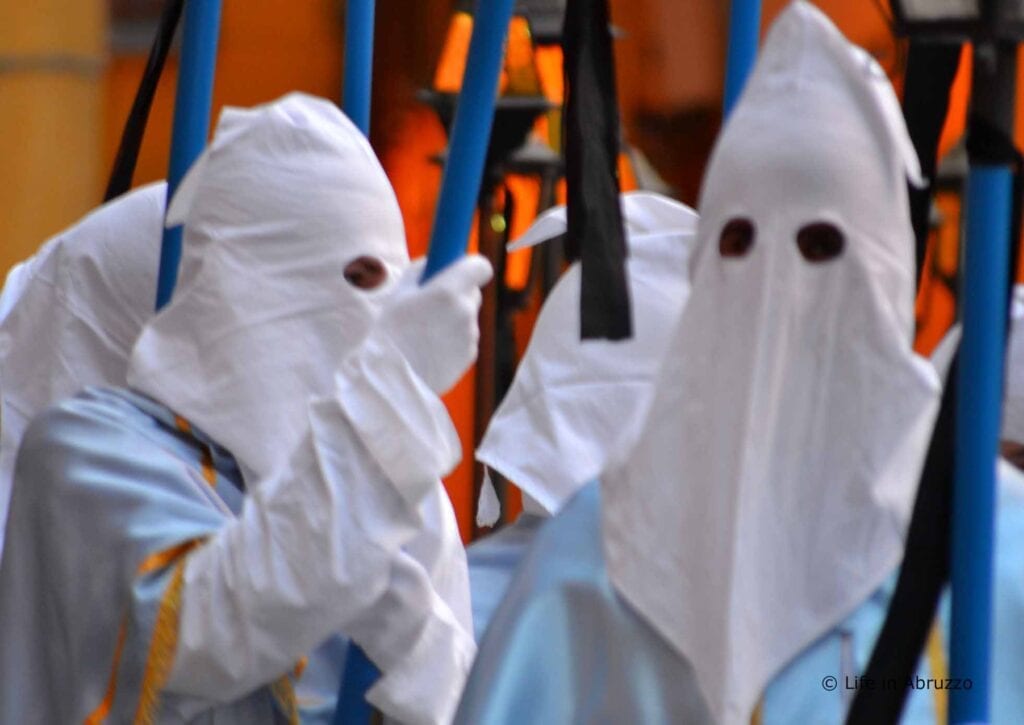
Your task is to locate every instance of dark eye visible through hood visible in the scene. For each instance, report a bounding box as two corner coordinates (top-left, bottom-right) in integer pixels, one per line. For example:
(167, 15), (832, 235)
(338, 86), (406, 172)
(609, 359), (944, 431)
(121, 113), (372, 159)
(719, 218), (756, 258)
(344, 256), (388, 290)
(796, 222), (845, 263)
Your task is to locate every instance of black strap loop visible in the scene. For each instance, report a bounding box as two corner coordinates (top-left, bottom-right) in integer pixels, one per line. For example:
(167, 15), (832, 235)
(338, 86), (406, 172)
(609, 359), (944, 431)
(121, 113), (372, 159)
(562, 0), (631, 340)
(902, 41), (962, 284)
(104, 0), (185, 202)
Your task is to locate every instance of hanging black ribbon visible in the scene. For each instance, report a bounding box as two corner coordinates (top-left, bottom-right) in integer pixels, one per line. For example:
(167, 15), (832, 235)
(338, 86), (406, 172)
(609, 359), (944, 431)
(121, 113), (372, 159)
(562, 0), (631, 340)
(902, 41), (963, 283)
(104, 0), (185, 202)
(846, 368), (956, 724)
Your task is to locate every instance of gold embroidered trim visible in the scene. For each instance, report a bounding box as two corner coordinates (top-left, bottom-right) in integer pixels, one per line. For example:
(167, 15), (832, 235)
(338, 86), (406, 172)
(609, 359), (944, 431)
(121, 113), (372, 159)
(200, 451), (217, 487)
(136, 540), (201, 578)
(270, 674), (300, 725)
(132, 558), (188, 725)
(172, 415), (192, 435)
(173, 415), (217, 487)
(926, 618), (948, 724)
(82, 614), (129, 725)
(83, 538), (203, 724)
(750, 698), (763, 725)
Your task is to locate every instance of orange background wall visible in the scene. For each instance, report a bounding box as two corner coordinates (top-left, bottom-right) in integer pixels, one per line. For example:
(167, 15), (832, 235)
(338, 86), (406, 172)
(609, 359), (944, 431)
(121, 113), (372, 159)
(0, 0), (106, 276)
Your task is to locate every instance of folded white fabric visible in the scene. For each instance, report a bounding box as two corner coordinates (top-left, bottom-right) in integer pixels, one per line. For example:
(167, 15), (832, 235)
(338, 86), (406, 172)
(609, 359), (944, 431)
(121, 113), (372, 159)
(477, 192), (698, 518)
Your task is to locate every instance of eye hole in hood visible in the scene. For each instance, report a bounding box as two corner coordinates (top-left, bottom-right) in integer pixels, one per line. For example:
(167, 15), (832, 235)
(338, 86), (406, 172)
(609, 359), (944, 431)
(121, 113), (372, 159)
(718, 217), (756, 258)
(796, 222), (845, 263)
(343, 256), (388, 290)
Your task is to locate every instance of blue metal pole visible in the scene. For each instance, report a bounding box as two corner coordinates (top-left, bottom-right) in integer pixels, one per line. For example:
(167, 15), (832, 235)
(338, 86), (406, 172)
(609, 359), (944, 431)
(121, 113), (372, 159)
(332, 645), (378, 725)
(950, 39), (1017, 723)
(722, 0), (761, 118)
(343, 0), (376, 135)
(331, 4), (514, 715)
(951, 166), (1013, 725)
(334, 2), (384, 702)
(155, 0), (222, 311)
(422, 0), (517, 281)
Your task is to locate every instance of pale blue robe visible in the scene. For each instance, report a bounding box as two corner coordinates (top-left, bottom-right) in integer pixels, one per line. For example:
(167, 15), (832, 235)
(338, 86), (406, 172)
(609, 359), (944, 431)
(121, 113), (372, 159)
(0, 387), (346, 723)
(467, 513), (545, 642)
(456, 477), (1024, 724)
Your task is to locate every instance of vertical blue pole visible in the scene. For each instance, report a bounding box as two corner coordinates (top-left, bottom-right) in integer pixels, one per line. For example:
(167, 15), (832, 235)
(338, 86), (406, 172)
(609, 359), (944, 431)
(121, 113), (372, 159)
(332, 11), (379, 721)
(155, 0), (222, 311)
(332, 645), (378, 725)
(422, 0), (517, 281)
(722, 0), (761, 118)
(332, 4), (513, 719)
(343, 0), (376, 135)
(951, 166), (1013, 725)
(950, 40), (1017, 724)
(337, 0), (381, 705)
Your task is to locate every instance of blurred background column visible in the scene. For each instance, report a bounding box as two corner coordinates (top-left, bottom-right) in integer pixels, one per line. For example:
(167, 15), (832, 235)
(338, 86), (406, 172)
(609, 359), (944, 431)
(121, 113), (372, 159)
(0, 0), (106, 274)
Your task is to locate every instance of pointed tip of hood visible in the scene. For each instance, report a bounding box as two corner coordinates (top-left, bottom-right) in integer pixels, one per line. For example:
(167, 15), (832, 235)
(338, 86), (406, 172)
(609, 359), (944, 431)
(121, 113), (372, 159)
(162, 92), (408, 273)
(730, 0), (922, 186)
(752, 1), (863, 93)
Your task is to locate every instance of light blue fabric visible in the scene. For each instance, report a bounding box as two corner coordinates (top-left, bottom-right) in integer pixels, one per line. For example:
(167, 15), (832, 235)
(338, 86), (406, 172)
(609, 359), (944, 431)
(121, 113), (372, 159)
(467, 513), (546, 642)
(0, 387), (347, 723)
(761, 575), (937, 724)
(456, 482), (712, 724)
(457, 477), (1024, 724)
(984, 466), (1024, 723)
(766, 469), (1024, 724)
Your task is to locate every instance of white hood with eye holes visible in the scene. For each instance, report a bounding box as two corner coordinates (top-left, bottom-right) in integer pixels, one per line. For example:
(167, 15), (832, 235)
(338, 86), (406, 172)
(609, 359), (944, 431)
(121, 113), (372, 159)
(476, 192), (697, 518)
(601, 4), (940, 723)
(127, 93), (410, 486)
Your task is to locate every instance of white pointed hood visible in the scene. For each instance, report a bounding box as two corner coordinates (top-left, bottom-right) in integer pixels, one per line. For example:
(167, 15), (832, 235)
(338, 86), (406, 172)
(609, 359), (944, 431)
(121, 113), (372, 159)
(477, 192), (698, 516)
(0, 182), (165, 546)
(127, 93), (409, 485)
(1002, 285), (1024, 443)
(601, 4), (940, 723)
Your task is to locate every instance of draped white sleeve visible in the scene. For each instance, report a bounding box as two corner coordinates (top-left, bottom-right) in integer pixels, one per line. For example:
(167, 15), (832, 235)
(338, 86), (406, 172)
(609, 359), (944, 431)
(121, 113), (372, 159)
(167, 336), (476, 725)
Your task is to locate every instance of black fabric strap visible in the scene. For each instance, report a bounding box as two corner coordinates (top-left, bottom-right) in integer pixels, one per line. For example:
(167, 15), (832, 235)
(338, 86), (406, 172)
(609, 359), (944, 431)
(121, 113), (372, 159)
(902, 41), (963, 283)
(104, 0), (185, 202)
(561, 0), (631, 340)
(969, 113), (1024, 290)
(1010, 156), (1023, 286)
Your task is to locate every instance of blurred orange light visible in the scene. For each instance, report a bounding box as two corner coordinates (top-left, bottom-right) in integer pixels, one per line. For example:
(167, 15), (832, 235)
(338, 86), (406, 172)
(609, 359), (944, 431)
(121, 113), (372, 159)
(433, 12), (473, 94)
(432, 13), (542, 97)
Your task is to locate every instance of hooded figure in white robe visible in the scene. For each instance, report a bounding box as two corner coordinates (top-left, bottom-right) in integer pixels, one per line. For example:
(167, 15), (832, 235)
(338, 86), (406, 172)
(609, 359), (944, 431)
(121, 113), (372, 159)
(453, 4), (962, 723)
(467, 191), (697, 640)
(0, 182), (165, 557)
(0, 92), (491, 724)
